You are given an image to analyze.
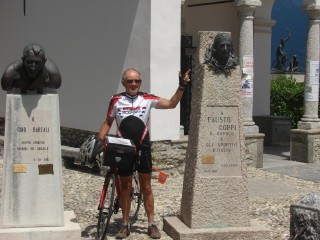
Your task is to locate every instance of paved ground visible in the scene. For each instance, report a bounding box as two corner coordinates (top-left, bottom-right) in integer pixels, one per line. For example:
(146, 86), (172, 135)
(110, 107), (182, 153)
(263, 145), (320, 183)
(2, 138), (320, 239)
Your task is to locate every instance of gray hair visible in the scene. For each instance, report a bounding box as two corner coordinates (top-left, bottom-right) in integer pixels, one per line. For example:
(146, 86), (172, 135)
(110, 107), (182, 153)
(121, 68), (141, 84)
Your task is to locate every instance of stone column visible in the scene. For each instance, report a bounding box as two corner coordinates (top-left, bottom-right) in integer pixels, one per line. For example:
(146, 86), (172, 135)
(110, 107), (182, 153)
(300, 1), (320, 128)
(291, 1), (320, 163)
(236, 0), (265, 168)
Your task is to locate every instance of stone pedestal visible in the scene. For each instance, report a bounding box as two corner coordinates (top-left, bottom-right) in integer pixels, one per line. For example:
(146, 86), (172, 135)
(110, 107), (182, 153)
(253, 115), (291, 146)
(163, 31), (270, 239)
(0, 92), (81, 239)
(164, 218), (270, 240)
(291, 129), (320, 163)
(0, 211), (81, 240)
(245, 133), (264, 168)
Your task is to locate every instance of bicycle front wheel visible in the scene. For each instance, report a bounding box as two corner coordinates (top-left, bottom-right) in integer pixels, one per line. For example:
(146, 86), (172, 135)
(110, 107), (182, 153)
(96, 173), (116, 240)
(129, 172), (142, 226)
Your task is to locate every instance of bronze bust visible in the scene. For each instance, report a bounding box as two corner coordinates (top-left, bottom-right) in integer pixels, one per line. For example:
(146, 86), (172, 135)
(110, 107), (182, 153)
(204, 33), (238, 75)
(1, 43), (61, 94)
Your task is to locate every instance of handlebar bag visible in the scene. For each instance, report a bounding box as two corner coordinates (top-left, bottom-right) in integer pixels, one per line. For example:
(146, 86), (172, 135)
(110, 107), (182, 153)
(103, 136), (136, 170)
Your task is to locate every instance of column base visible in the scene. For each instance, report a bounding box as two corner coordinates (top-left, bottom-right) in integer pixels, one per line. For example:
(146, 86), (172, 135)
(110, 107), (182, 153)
(243, 123), (259, 134)
(245, 133), (264, 168)
(298, 120), (320, 130)
(291, 129), (320, 163)
(0, 211), (81, 240)
(163, 216), (270, 240)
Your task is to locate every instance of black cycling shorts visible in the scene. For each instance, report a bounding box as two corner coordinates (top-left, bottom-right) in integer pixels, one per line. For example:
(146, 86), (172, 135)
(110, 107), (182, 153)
(117, 149), (152, 177)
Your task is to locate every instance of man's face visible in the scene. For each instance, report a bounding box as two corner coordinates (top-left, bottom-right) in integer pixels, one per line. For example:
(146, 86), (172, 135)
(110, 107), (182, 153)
(215, 39), (232, 58)
(123, 70), (142, 96)
(23, 56), (45, 78)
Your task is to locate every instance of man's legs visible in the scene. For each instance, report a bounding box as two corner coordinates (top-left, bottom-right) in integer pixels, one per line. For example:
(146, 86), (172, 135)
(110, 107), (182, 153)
(139, 172), (161, 239)
(116, 175), (132, 239)
(138, 173), (154, 222)
(120, 175), (133, 225)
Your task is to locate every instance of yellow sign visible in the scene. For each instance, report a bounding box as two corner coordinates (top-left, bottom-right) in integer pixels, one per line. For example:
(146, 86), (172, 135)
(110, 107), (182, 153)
(13, 164), (27, 173)
(202, 155), (215, 164)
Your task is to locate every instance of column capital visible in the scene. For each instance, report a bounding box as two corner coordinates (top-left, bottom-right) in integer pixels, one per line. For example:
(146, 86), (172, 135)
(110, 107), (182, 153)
(235, 0), (262, 8)
(235, 0), (262, 16)
(303, 1), (320, 19)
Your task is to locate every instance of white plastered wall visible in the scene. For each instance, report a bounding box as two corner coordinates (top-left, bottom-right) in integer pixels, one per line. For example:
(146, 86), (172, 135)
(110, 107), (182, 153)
(149, 0), (181, 141)
(182, 1), (240, 55)
(0, 0), (182, 141)
(253, 0), (275, 116)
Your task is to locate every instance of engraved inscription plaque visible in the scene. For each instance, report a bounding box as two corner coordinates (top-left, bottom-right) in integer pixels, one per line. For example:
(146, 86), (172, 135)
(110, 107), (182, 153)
(38, 164), (54, 175)
(11, 97), (53, 165)
(200, 106), (241, 177)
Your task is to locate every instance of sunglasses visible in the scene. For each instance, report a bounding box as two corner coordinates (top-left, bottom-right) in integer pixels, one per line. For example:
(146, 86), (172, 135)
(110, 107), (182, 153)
(126, 79), (142, 84)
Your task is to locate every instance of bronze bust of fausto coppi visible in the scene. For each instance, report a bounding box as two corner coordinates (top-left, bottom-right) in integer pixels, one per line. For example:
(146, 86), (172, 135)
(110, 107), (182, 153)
(204, 33), (238, 76)
(1, 43), (61, 94)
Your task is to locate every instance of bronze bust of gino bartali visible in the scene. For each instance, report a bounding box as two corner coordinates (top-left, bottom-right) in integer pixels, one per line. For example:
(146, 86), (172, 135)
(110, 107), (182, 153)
(204, 33), (238, 76)
(1, 43), (61, 94)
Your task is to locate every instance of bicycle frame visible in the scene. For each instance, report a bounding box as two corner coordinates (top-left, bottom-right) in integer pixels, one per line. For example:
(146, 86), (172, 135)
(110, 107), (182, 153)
(98, 166), (119, 210)
(96, 164), (142, 240)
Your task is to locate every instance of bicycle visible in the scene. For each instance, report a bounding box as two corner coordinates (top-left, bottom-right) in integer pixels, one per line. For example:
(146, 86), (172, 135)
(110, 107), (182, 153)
(95, 142), (143, 240)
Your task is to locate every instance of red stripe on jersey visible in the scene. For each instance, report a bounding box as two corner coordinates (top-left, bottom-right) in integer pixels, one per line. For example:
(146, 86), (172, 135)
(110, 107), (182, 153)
(141, 93), (160, 100)
(107, 95), (121, 117)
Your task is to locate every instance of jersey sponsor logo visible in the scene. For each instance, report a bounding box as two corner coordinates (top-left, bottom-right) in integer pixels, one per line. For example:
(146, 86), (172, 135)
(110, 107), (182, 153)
(119, 106), (142, 115)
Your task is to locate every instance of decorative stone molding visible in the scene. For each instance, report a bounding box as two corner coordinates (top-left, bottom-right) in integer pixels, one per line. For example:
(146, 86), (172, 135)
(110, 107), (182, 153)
(254, 18), (276, 33)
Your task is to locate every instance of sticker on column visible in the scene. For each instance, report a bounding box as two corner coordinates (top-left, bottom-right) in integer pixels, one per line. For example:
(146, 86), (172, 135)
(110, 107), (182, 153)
(241, 75), (253, 97)
(242, 55), (254, 76)
(305, 84), (319, 101)
(309, 61), (319, 84)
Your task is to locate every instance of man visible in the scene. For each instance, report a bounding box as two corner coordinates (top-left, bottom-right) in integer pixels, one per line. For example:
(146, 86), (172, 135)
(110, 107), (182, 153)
(97, 68), (190, 239)
(1, 43), (61, 94)
(204, 32), (238, 75)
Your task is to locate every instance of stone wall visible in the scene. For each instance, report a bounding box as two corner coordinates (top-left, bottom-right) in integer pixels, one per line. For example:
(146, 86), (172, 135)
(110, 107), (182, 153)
(151, 138), (188, 167)
(0, 117), (188, 164)
(60, 127), (98, 148)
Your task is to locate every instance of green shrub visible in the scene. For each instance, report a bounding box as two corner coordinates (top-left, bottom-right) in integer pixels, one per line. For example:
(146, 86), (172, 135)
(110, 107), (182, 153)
(270, 74), (304, 128)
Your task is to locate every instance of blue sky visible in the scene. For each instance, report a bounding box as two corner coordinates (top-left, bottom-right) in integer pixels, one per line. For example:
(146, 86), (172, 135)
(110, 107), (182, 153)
(271, 0), (308, 71)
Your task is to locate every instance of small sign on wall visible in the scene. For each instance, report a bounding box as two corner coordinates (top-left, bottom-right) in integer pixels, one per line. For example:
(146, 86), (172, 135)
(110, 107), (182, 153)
(241, 55), (254, 97)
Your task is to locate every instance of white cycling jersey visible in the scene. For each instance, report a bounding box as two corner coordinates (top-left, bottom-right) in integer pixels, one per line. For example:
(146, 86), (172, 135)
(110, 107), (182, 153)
(107, 92), (160, 147)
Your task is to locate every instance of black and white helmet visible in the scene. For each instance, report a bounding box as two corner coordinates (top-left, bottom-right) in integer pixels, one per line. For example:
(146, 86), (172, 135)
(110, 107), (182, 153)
(78, 135), (103, 166)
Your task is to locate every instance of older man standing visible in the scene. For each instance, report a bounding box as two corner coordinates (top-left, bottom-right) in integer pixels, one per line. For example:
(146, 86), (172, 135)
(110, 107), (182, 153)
(97, 68), (191, 239)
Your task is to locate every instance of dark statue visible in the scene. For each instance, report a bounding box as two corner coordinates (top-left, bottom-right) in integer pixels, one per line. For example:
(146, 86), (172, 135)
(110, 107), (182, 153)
(1, 43), (61, 94)
(275, 29), (291, 72)
(288, 55), (299, 72)
(204, 33), (238, 75)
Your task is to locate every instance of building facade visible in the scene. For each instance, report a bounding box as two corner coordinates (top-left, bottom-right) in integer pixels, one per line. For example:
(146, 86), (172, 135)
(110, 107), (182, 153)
(0, 0), (284, 142)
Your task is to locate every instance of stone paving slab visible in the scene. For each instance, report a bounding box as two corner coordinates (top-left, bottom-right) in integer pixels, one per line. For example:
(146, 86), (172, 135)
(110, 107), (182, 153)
(264, 164), (320, 183)
(248, 179), (304, 199)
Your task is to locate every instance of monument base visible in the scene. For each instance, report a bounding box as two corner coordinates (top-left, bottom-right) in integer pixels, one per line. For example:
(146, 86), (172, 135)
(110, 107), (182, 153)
(163, 216), (270, 240)
(0, 211), (81, 240)
(245, 133), (264, 168)
(291, 129), (320, 163)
